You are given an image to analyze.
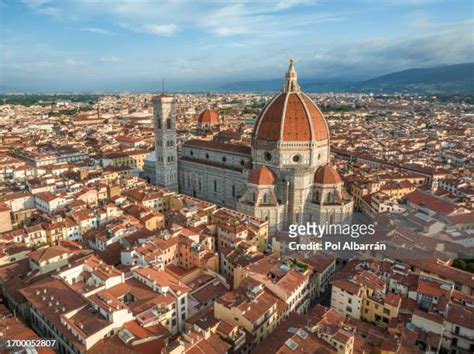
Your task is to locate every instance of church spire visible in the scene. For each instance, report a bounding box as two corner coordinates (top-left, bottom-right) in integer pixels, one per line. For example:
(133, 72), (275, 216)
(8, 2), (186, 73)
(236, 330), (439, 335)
(283, 58), (300, 92)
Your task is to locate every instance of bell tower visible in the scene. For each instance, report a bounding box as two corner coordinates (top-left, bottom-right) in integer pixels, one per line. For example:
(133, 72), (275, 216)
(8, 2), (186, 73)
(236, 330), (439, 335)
(153, 94), (178, 192)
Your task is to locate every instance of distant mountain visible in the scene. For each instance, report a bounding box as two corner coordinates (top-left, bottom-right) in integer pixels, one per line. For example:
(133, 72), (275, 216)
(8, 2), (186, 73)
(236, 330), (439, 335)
(219, 63), (474, 94)
(353, 63), (474, 94)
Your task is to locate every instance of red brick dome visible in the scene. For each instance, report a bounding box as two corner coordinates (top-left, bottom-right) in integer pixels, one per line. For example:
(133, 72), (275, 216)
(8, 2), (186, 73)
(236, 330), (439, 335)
(249, 166), (277, 185)
(253, 60), (329, 143)
(314, 164), (342, 185)
(198, 109), (219, 125)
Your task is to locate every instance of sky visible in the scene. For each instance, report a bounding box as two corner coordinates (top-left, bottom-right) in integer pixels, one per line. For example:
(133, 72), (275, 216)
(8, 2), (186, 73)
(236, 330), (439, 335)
(0, 0), (473, 91)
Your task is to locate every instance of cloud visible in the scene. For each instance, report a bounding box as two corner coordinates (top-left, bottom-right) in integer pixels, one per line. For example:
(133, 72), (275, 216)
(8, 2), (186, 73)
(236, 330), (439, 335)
(64, 58), (84, 65)
(118, 22), (179, 36)
(201, 4), (253, 36)
(299, 20), (474, 79)
(21, 0), (51, 7)
(80, 27), (114, 35)
(5, 0), (472, 90)
(274, 0), (314, 11)
(100, 56), (122, 63)
(198, 2), (345, 38)
(143, 24), (178, 36)
(21, 0), (340, 39)
(21, 0), (63, 19)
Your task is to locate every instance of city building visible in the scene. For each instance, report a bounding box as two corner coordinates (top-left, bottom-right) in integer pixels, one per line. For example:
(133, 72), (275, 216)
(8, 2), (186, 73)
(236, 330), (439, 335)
(155, 60), (353, 233)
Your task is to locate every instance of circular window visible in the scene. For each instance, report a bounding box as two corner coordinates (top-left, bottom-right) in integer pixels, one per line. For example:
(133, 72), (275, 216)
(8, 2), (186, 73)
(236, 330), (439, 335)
(292, 155), (301, 163)
(222, 156), (227, 162)
(190, 150), (194, 156)
(240, 160), (245, 166)
(206, 153), (209, 159)
(264, 152), (272, 162)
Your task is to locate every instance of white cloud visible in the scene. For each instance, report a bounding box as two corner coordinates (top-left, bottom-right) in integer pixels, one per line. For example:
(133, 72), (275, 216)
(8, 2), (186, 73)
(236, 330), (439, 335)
(143, 24), (178, 36)
(274, 0), (314, 11)
(298, 20), (474, 79)
(118, 22), (179, 36)
(21, 0), (340, 39)
(64, 58), (83, 65)
(6, 0), (472, 89)
(21, 0), (51, 7)
(80, 27), (114, 35)
(22, 0), (63, 19)
(100, 56), (122, 63)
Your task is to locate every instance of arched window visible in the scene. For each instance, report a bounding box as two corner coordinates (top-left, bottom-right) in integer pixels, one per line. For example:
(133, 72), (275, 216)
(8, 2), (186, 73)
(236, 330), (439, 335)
(314, 190), (320, 203)
(326, 191), (333, 203)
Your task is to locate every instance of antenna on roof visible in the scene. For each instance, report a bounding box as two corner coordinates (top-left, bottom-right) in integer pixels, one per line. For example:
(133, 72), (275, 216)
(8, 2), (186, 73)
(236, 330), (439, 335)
(162, 77), (165, 94)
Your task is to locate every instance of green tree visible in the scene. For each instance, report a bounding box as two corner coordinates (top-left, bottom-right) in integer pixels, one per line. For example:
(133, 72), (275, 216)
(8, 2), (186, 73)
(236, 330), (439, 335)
(453, 259), (467, 270)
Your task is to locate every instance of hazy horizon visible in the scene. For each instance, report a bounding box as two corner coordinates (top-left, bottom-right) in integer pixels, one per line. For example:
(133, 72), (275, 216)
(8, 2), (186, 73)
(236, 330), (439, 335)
(1, 0), (473, 91)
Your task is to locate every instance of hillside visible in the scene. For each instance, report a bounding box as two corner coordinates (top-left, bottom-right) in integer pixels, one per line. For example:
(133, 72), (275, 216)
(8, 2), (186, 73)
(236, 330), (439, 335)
(219, 63), (474, 94)
(354, 63), (474, 93)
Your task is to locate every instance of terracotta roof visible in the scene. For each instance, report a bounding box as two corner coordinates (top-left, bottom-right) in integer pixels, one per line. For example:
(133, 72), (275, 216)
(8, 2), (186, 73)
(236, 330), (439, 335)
(184, 139), (251, 155)
(35, 191), (60, 202)
(314, 164), (342, 185)
(248, 166), (277, 185)
(115, 136), (142, 143)
(404, 190), (459, 215)
(1, 317), (55, 354)
(384, 293), (401, 307)
(19, 278), (89, 351)
(447, 303), (474, 329)
(133, 266), (191, 295)
(191, 281), (228, 305)
(446, 212), (474, 225)
(29, 246), (69, 264)
(416, 279), (450, 298)
(253, 91), (329, 142)
(198, 109), (219, 124)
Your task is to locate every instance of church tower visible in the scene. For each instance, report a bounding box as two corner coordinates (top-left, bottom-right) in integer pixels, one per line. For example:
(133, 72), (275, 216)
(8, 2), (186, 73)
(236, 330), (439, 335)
(153, 94), (178, 192)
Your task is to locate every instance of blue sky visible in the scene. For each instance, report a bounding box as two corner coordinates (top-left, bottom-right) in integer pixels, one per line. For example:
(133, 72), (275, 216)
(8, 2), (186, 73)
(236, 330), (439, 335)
(0, 0), (472, 91)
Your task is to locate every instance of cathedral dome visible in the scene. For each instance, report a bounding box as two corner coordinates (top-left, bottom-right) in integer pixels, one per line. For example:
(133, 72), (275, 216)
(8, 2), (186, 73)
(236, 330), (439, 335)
(248, 166), (277, 185)
(314, 164), (342, 185)
(253, 59), (329, 143)
(198, 109), (219, 125)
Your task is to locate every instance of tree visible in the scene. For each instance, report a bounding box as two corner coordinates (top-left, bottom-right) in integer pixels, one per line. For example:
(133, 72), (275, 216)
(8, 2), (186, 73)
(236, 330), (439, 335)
(453, 259), (467, 270)
(466, 262), (474, 274)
